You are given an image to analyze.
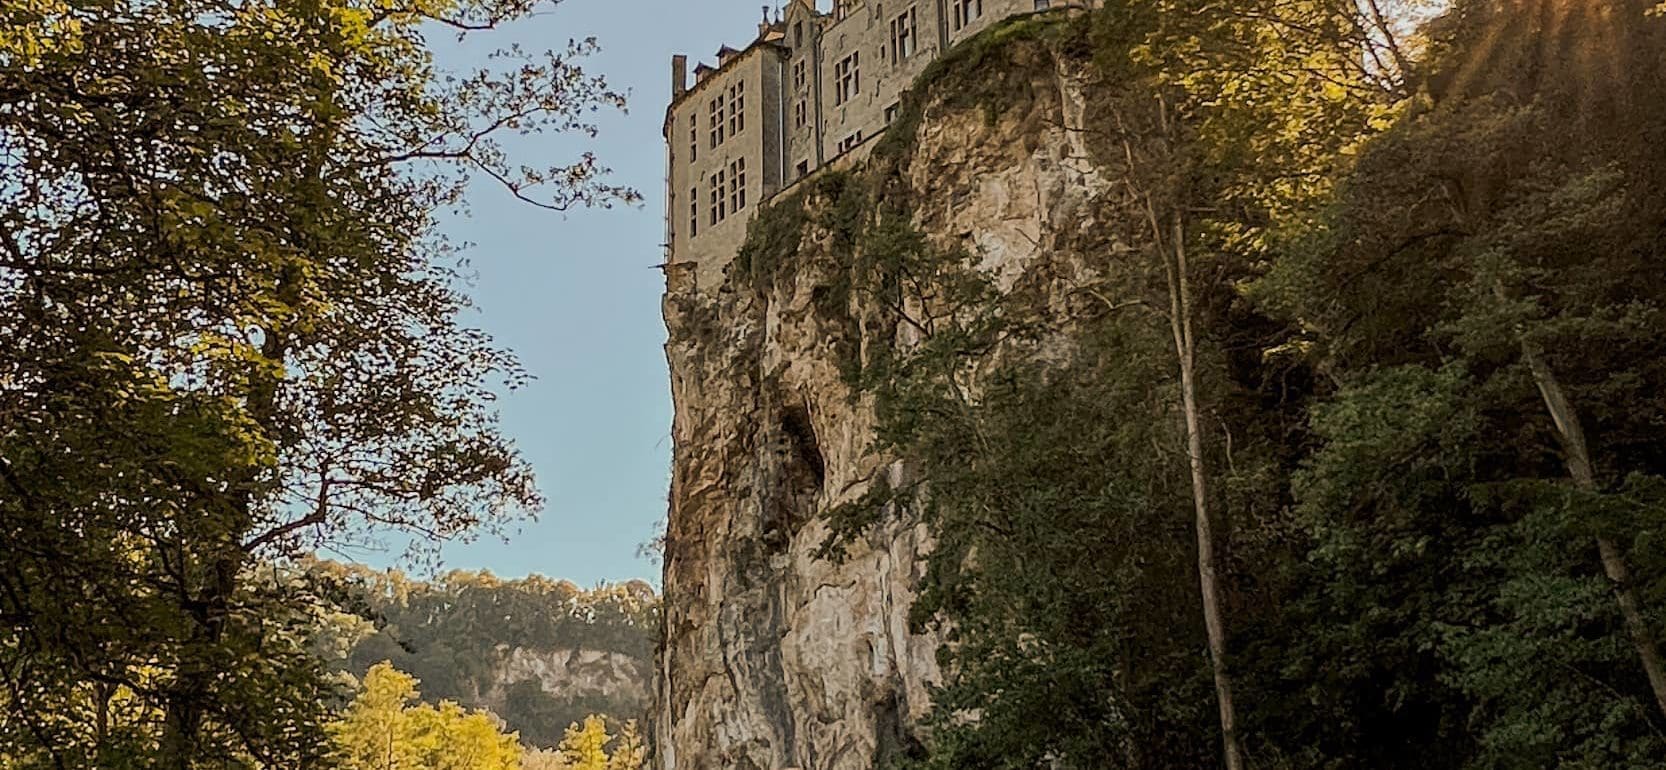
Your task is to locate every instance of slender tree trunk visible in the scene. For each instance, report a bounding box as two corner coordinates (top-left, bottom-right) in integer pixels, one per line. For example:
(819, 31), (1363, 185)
(159, 261), (299, 768)
(1163, 213), (1245, 770)
(1121, 90), (1244, 769)
(1518, 338), (1666, 719)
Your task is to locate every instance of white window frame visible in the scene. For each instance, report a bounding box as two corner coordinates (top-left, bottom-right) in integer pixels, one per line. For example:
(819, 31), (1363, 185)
(835, 52), (860, 106)
(890, 7), (917, 64)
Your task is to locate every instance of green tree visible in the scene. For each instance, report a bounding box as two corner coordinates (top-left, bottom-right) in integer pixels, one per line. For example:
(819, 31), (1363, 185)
(1254, 0), (1666, 763)
(0, 0), (628, 764)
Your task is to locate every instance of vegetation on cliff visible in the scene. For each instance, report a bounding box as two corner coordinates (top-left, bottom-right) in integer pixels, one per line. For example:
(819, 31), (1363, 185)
(311, 560), (658, 749)
(732, 1), (1666, 767)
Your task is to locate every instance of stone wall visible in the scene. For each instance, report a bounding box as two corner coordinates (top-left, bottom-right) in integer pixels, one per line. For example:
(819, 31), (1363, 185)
(666, 2), (1095, 291)
(668, 45), (787, 293)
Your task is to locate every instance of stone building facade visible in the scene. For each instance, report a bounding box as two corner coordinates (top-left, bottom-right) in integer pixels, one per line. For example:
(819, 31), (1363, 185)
(664, 0), (1087, 291)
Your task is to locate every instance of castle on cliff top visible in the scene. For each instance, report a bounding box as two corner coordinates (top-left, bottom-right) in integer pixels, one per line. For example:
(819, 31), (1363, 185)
(663, 0), (1091, 291)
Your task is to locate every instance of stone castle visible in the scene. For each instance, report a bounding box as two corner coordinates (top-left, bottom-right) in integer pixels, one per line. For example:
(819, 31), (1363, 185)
(663, 0), (1090, 291)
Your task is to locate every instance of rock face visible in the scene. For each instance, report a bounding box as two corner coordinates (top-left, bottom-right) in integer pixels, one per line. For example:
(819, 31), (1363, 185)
(656, 27), (1109, 770)
(483, 646), (650, 716)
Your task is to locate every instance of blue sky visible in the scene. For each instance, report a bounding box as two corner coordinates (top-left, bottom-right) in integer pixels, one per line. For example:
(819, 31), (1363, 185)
(360, 2), (776, 586)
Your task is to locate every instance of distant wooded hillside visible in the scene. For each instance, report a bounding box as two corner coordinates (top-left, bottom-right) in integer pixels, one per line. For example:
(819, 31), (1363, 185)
(308, 560), (659, 748)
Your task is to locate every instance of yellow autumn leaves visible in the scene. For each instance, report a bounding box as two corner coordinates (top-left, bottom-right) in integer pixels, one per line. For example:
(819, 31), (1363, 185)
(332, 663), (644, 770)
(0, 0), (84, 65)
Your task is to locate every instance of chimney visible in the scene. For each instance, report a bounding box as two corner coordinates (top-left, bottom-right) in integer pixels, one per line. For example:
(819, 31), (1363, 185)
(758, 5), (771, 37)
(671, 55), (687, 99)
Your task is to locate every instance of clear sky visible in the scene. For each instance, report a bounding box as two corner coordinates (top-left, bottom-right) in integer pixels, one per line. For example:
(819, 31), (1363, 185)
(358, 1), (779, 585)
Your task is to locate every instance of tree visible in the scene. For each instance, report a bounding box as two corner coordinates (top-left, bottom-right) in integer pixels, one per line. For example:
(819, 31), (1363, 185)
(332, 664), (425, 770)
(331, 662), (523, 770)
(545, 715), (643, 770)
(1090, 0), (1412, 764)
(555, 716), (610, 770)
(0, 0), (629, 764)
(1255, 0), (1666, 761)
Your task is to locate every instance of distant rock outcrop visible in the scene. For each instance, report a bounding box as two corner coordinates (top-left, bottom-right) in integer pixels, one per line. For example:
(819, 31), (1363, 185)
(310, 560), (659, 748)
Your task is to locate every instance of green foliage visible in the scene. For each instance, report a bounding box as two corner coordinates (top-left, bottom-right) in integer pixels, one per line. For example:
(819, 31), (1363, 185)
(0, 0), (628, 763)
(309, 561), (658, 749)
(807, 1), (1666, 768)
(1247, 0), (1666, 766)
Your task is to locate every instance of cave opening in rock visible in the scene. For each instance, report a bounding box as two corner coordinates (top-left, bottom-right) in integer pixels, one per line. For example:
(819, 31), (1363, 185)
(762, 403), (827, 553)
(779, 403), (827, 487)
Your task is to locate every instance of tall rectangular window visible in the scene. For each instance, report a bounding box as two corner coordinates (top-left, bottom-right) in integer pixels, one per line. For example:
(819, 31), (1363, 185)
(952, 0), (982, 30)
(688, 114), (697, 161)
(727, 81), (745, 136)
(890, 7), (917, 64)
(728, 158), (747, 213)
(709, 170), (726, 225)
(689, 187), (698, 236)
(834, 52), (860, 106)
(794, 99), (807, 129)
(709, 95), (725, 148)
(793, 60), (807, 92)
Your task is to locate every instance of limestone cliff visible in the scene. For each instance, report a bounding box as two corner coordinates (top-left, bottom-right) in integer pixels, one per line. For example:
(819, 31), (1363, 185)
(656, 19), (1114, 770)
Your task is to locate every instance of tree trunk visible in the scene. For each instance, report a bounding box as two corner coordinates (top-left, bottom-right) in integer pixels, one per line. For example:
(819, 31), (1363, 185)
(158, 260), (300, 768)
(1518, 338), (1666, 719)
(1163, 213), (1245, 770)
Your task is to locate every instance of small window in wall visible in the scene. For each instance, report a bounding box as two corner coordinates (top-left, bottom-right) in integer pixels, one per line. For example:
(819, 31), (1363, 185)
(709, 169), (726, 225)
(796, 160), (810, 179)
(793, 59), (807, 92)
(838, 131), (864, 154)
(728, 80), (746, 136)
(709, 95), (725, 148)
(689, 187), (698, 237)
(884, 102), (899, 125)
(1034, 0), (1051, 7)
(794, 21), (803, 47)
(834, 51), (860, 106)
(728, 157), (747, 213)
(952, 0), (982, 30)
(889, 7), (917, 64)
(688, 114), (697, 162)
(794, 99), (808, 129)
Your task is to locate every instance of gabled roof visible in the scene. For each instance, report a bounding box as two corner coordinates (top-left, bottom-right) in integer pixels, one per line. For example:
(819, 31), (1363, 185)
(664, 37), (789, 131)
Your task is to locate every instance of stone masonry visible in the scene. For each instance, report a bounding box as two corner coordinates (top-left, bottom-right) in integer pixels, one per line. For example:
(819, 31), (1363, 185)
(664, 0), (1088, 291)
